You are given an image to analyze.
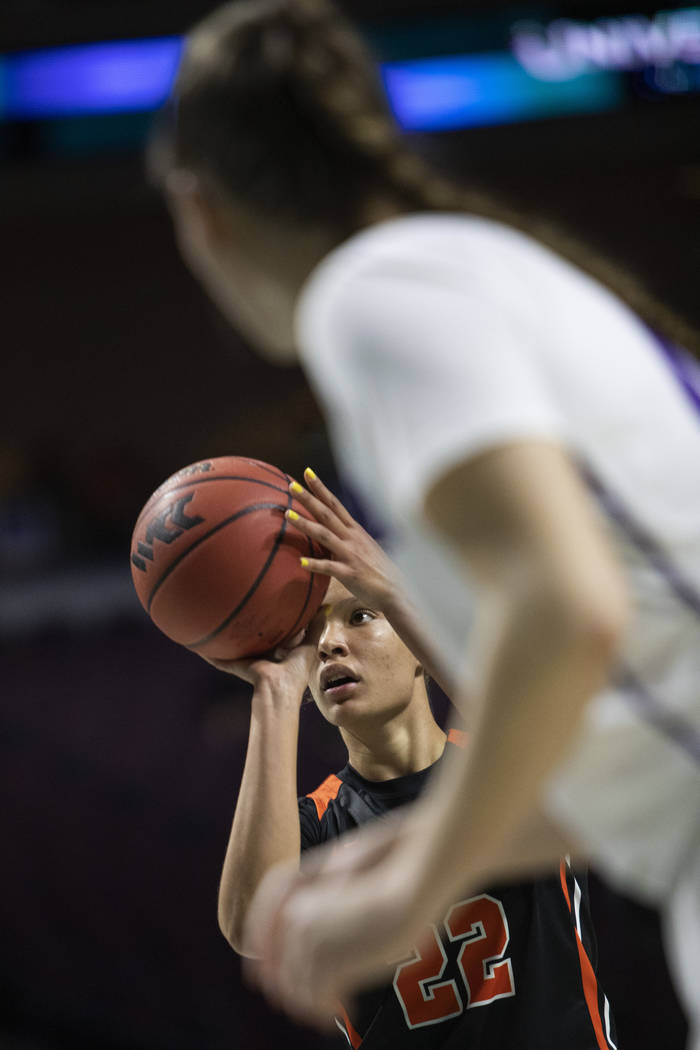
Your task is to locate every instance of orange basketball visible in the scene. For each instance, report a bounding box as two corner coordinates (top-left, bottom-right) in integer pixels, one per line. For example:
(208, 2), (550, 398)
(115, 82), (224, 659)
(130, 456), (329, 660)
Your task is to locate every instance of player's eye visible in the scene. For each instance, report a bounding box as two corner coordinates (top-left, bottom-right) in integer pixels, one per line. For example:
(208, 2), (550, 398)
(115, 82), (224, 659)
(350, 608), (375, 625)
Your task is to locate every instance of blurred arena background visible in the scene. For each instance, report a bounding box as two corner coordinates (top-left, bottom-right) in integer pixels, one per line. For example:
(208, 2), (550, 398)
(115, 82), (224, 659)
(1, 0), (698, 1046)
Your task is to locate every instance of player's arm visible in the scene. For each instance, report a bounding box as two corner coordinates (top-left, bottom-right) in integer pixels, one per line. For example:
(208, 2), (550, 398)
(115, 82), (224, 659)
(241, 444), (614, 1025)
(409, 439), (628, 907)
(208, 640), (313, 956)
(286, 469), (456, 697)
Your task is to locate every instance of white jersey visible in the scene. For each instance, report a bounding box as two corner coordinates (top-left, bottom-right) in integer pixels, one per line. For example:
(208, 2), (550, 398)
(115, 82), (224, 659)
(296, 213), (700, 905)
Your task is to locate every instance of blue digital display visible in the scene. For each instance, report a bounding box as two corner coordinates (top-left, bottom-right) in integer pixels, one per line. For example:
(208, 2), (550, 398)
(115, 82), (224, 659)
(0, 35), (622, 130)
(381, 52), (623, 130)
(0, 11), (698, 135)
(3, 38), (183, 119)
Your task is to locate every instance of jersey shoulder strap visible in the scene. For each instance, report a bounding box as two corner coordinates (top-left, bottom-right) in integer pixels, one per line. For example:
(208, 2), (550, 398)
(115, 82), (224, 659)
(306, 773), (343, 820)
(447, 727), (467, 748)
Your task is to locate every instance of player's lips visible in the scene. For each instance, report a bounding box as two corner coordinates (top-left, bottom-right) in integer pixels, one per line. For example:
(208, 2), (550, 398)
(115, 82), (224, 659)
(320, 663), (360, 697)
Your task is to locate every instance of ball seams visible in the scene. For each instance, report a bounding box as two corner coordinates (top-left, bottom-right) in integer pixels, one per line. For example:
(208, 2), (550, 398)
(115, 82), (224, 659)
(185, 487), (295, 650)
(145, 499), (288, 614)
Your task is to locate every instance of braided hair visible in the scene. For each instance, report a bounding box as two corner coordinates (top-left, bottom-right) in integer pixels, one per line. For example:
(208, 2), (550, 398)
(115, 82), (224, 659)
(153, 0), (699, 357)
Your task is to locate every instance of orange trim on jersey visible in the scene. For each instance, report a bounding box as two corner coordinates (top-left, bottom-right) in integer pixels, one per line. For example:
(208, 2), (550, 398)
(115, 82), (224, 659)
(559, 859), (572, 911)
(447, 728), (467, 749)
(559, 861), (610, 1050)
(338, 1006), (363, 1049)
(307, 774), (343, 821)
(575, 931), (611, 1050)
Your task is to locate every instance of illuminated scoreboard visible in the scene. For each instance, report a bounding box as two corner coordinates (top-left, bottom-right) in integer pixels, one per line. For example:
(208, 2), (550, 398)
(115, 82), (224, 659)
(512, 9), (700, 83)
(0, 5), (698, 143)
(378, 6), (700, 129)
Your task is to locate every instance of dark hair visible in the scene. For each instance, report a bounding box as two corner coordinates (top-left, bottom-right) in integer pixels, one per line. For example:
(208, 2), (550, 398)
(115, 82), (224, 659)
(153, 0), (699, 357)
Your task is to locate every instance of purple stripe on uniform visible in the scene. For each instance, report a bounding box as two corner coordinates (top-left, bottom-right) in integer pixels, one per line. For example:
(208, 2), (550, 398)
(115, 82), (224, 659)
(580, 463), (700, 620)
(579, 462), (700, 767)
(653, 337), (700, 417)
(617, 667), (700, 766)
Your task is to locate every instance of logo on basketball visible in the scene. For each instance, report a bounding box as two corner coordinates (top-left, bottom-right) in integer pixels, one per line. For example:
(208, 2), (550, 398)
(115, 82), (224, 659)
(131, 492), (204, 572)
(129, 456), (329, 660)
(175, 461), (213, 480)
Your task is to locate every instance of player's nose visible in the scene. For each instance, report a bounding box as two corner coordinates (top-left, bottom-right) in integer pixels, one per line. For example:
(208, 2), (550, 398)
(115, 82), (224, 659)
(318, 618), (349, 659)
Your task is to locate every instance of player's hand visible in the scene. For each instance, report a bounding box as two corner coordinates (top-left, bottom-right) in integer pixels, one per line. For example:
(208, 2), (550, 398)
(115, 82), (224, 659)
(286, 468), (399, 612)
(202, 628), (314, 705)
(243, 808), (438, 1028)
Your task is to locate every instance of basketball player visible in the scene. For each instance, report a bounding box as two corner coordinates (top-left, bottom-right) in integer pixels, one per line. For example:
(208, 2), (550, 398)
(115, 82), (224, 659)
(153, 0), (700, 1043)
(212, 476), (617, 1049)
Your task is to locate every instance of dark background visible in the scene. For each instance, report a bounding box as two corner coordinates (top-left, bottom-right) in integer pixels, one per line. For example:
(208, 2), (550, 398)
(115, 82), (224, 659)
(1, 1), (697, 1047)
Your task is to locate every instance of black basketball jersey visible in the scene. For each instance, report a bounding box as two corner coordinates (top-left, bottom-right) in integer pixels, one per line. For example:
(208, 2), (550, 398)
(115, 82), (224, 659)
(298, 732), (617, 1050)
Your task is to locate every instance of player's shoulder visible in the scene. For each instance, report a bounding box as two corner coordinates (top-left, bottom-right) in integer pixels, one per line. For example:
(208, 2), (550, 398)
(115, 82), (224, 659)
(298, 767), (365, 850)
(339, 211), (511, 256)
(300, 212), (525, 299)
(296, 211), (579, 357)
(303, 771), (345, 821)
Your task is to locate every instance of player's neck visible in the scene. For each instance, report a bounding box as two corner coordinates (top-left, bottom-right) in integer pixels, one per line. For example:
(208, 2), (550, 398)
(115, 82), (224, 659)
(341, 704), (446, 783)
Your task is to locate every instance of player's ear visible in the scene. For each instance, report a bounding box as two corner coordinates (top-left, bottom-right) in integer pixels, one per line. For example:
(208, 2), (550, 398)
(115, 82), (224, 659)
(165, 169), (226, 259)
(165, 168), (201, 219)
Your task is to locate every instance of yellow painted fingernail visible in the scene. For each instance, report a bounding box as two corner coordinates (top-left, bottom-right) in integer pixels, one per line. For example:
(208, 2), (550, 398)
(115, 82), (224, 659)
(304, 467), (317, 481)
(300, 557), (309, 568)
(290, 481), (303, 495)
(287, 509), (299, 521)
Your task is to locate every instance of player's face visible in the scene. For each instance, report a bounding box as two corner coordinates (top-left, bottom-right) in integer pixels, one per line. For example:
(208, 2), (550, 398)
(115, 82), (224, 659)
(306, 579), (423, 728)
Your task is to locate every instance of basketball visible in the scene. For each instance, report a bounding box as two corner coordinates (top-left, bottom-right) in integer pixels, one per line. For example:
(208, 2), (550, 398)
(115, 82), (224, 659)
(130, 456), (329, 660)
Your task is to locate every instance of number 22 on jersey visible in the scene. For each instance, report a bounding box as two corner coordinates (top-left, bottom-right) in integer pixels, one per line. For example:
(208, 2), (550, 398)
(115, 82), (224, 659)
(393, 894), (515, 1029)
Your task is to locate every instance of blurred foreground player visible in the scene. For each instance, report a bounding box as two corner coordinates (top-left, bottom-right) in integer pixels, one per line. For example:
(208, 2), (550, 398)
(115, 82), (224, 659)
(211, 477), (617, 1049)
(153, 0), (700, 1043)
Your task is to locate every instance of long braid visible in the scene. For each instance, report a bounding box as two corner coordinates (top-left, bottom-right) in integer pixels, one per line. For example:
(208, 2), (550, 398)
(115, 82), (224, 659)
(164, 0), (699, 358)
(290, 3), (699, 354)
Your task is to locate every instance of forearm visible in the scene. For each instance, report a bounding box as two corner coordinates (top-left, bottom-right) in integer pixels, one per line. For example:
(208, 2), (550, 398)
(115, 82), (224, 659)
(467, 806), (581, 886)
(381, 590), (456, 698)
(407, 583), (617, 912)
(218, 686), (301, 954)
